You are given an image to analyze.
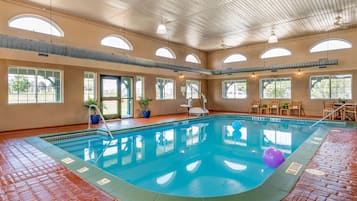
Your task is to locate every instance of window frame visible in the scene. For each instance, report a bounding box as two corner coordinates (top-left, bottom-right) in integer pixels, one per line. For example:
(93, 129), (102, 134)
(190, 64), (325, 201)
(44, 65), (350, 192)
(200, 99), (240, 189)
(135, 76), (144, 100)
(8, 14), (64, 37)
(185, 54), (201, 64)
(100, 34), (133, 51)
(8, 66), (63, 104)
(222, 79), (247, 99)
(260, 77), (291, 99)
(223, 54), (247, 64)
(155, 47), (176, 59)
(186, 80), (201, 99)
(310, 38), (352, 53)
(84, 71), (97, 102)
(156, 77), (176, 100)
(309, 74), (352, 100)
(260, 47), (292, 59)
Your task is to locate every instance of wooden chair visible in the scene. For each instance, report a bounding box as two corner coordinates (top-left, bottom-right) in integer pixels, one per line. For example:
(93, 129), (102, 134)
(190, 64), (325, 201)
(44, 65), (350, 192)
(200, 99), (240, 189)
(268, 100), (280, 115)
(288, 101), (302, 116)
(322, 101), (336, 120)
(250, 99), (261, 114)
(343, 103), (357, 121)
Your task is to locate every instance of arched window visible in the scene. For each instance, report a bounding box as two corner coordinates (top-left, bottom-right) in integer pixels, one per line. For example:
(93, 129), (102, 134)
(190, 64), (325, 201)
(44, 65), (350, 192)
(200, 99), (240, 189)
(261, 48), (291, 59)
(8, 14), (64, 37)
(155, 47), (176, 59)
(100, 35), (133, 50)
(310, 39), (352, 53)
(185, 54), (201, 64)
(223, 54), (247, 63)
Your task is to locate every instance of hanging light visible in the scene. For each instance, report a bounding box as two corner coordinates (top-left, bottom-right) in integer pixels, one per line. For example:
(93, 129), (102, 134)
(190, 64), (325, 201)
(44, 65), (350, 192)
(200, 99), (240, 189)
(268, 30), (278, 43)
(251, 72), (256, 78)
(179, 72), (185, 79)
(156, 23), (167, 35)
(297, 69), (303, 76)
(156, 16), (167, 35)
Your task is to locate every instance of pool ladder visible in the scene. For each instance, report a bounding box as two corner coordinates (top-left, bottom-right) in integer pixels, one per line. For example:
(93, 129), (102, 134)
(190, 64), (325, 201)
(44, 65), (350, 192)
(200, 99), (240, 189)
(310, 103), (347, 128)
(88, 104), (114, 139)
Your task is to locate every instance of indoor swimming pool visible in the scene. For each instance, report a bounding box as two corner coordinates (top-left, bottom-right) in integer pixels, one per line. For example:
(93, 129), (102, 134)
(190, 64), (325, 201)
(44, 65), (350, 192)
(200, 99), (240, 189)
(27, 114), (344, 200)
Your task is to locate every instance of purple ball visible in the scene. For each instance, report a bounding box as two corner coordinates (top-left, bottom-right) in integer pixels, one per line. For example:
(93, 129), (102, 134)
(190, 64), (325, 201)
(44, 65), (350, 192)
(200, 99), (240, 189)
(262, 148), (285, 168)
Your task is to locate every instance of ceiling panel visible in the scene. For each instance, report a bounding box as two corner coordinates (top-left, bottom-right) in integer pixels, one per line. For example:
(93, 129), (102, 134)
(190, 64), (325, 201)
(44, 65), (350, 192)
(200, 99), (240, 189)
(16, 0), (357, 51)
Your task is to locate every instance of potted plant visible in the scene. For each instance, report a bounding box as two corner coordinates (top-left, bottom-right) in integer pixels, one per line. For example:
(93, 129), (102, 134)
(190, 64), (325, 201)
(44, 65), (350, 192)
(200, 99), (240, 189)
(337, 98), (346, 104)
(138, 97), (152, 118)
(280, 102), (289, 109)
(84, 98), (101, 124)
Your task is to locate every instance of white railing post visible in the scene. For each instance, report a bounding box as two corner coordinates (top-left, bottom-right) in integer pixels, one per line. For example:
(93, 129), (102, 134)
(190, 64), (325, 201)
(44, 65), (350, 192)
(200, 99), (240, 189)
(88, 104), (114, 139)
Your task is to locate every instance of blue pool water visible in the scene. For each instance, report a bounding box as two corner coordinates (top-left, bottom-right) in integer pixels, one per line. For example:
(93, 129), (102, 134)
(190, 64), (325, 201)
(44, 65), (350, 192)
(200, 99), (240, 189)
(49, 116), (319, 197)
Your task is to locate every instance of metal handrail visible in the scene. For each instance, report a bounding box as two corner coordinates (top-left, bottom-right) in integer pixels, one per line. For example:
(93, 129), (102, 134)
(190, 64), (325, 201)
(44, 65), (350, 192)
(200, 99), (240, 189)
(88, 104), (113, 139)
(310, 103), (347, 128)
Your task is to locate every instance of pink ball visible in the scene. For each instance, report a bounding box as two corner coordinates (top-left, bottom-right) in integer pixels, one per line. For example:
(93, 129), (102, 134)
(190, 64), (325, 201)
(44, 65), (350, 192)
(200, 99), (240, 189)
(262, 148), (285, 168)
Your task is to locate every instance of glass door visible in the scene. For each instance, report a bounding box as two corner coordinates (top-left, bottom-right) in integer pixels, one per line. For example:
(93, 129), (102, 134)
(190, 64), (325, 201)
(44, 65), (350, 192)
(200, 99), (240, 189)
(100, 75), (133, 119)
(121, 76), (133, 118)
(101, 75), (120, 119)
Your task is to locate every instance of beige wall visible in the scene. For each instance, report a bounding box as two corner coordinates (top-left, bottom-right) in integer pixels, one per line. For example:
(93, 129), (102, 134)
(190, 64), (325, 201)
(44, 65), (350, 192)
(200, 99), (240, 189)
(0, 1), (208, 131)
(0, 0), (207, 68)
(0, 58), (207, 131)
(206, 29), (357, 116)
(207, 29), (357, 71)
(1, 0), (357, 132)
(207, 70), (357, 116)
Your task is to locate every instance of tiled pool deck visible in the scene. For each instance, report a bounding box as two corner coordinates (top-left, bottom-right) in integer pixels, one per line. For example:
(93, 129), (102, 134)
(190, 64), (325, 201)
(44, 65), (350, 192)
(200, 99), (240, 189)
(1, 114), (356, 201)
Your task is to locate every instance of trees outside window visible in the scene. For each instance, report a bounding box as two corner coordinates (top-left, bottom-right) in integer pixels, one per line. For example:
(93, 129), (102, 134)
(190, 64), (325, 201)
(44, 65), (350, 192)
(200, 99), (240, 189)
(261, 78), (291, 99)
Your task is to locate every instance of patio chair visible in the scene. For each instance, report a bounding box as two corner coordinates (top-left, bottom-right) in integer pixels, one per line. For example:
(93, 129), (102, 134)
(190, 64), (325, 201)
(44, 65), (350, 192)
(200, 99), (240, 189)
(288, 100), (302, 116)
(268, 100), (280, 115)
(250, 99), (261, 114)
(343, 103), (357, 121)
(322, 101), (336, 120)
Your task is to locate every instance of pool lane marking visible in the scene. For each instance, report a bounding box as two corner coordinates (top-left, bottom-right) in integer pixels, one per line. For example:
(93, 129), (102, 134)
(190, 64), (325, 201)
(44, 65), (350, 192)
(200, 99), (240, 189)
(61, 157), (75, 164)
(77, 167), (89, 173)
(285, 162), (303, 176)
(97, 178), (111, 185)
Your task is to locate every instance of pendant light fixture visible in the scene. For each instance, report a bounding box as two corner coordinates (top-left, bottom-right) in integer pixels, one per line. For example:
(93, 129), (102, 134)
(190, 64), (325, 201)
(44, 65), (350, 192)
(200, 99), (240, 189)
(268, 29), (278, 43)
(156, 17), (167, 35)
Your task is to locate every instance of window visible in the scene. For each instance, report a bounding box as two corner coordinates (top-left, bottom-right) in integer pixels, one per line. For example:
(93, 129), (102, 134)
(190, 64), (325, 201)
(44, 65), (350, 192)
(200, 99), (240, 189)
(155, 47), (176, 59)
(310, 39), (352, 53)
(100, 35), (133, 50)
(8, 14), (64, 37)
(222, 80), (247, 99)
(136, 76), (144, 100)
(223, 54), (247, 63)
(156, 78), (175, 100)
(310, 74), (352, 99)
(185, 54), (201, 64)
(84, 72), (96, 101)
(186, 80), (200, 99)
(261, 48), (291, 59)
(261, 78), (291, 99)
(8, 67), (62, 104)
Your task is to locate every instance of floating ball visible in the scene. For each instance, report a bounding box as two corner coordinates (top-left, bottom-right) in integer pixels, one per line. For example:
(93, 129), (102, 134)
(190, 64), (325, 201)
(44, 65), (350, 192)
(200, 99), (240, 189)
(232, 120), (242, 130)
(262, 148), (285, 168)
(232, 130), (242, 140)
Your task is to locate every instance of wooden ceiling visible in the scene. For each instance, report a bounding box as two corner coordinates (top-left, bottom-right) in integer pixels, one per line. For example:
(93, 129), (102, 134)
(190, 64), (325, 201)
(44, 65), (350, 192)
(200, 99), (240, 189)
(17, 0), (357, 51)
